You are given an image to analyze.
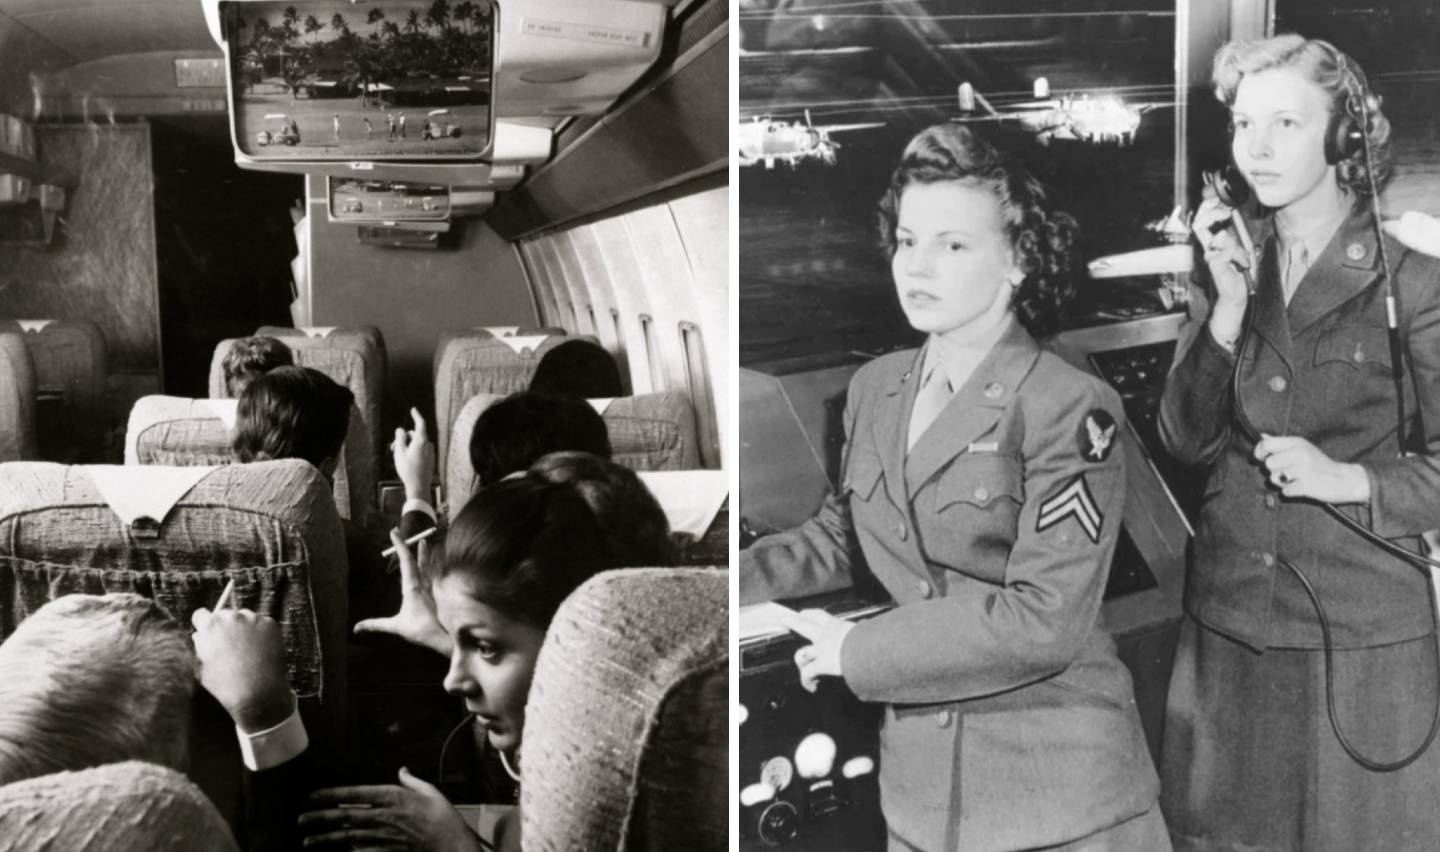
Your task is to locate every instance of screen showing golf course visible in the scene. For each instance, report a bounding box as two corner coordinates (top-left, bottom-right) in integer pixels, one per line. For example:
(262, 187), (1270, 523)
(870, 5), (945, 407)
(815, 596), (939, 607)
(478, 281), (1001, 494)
(224, 1), (494, 160)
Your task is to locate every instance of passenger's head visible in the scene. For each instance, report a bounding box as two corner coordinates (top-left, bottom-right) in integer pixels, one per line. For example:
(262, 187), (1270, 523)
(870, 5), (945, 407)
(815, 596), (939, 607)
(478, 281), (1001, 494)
(431, 455), (674, 755)
(232, 365), (353, 477)
(222, 336), (294, 398)
(468, 391), (611, 486)
(877, 123), (1079, 341)
(1212, 35), (1391, 205)
(528, 340), (624, 399)
(528, 451), (677, 567)
(0, 594), (194, 786)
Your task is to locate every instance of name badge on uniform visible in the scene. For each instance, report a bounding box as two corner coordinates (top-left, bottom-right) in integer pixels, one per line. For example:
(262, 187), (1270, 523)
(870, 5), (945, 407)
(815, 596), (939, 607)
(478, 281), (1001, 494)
(967, 441), (999, 454)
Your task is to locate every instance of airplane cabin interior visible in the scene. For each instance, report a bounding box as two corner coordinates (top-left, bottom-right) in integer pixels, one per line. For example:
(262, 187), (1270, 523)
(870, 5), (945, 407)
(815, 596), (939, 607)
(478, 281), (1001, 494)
(0, 0), (728, 848)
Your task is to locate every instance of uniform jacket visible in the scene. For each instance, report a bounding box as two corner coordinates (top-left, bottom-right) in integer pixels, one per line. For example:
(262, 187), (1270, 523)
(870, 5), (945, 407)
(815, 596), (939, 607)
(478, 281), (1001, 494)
(1160, 203), (1440, 650)
(741, 321), (1158, 852)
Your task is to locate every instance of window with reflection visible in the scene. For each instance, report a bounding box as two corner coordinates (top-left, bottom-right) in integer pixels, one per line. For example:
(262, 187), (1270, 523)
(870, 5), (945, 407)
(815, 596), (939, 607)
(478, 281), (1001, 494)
(739, 1), (1185, 373)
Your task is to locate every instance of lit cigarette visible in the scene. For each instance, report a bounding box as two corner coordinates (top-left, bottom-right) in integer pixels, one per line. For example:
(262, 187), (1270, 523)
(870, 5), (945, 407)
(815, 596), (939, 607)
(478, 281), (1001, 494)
(381, 526), (436, 557)
(215, 579), (236, 611)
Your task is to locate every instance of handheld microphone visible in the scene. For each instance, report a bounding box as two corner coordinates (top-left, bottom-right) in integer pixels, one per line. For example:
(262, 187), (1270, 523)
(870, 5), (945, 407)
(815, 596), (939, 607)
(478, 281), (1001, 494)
(1201, 165), (1257, 295)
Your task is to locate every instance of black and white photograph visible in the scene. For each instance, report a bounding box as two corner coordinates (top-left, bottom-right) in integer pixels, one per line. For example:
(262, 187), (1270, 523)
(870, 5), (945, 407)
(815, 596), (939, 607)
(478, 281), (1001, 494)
(0, 0), (727, 850)
(738, 1), (1440, 850)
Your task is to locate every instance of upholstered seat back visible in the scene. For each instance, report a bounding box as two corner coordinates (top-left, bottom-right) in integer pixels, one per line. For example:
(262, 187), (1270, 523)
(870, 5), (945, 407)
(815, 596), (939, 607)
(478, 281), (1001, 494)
(0, 334), (35, 463)
(0, 319), (106, 420)
(0, 460), (347, 740)
(522, 568), (728, 852)
(432, 330), (586, 473)
(443, 391), (701, 515)
(125, 393), (373, 525)
(0, 762), (239, 852)
(125, 395), (235, 467)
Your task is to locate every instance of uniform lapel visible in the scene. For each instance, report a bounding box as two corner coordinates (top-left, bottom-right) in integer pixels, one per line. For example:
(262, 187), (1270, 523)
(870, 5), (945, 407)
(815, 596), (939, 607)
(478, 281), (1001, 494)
(1250, 238), (1293, 369)
(872, 347), (923, 512)
(1287, 203), (1381, 338)
(903, 321), (1040, 495)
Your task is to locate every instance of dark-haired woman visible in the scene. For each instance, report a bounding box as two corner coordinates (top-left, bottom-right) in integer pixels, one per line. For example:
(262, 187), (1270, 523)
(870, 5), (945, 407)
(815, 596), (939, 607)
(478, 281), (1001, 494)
(302, 453), (677, 851)
(1161, 35), (1440, 851)
(740, 123), (1166, 850)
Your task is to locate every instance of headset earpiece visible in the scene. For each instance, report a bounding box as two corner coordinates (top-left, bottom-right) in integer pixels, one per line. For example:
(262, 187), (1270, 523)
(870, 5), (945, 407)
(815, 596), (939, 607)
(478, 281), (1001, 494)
(1325, 54), (1372, 165)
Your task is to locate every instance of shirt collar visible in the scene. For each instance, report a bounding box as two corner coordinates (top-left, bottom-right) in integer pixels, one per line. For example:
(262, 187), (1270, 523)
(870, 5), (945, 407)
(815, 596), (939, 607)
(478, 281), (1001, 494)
(1276, 197), (1353, 261)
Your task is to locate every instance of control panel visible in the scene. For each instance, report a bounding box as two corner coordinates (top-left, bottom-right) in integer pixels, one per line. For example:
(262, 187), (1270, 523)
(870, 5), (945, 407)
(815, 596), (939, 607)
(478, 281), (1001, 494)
(739, 602), (889, 851)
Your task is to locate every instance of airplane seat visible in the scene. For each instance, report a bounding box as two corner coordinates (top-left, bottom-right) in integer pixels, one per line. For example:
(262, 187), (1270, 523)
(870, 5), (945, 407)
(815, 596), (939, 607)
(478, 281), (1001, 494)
(125, 393), (375, 527)
(432, 330), (586, 475)
(443, 390), (701, 516)
(125, 396), (236, 466)
(521, 568), (727, 852)
(0, 334), (36, 463)
(431, 329), (580, 469)
(0, 319), (107, 422)
(0, 761), (240, 852)
(0, 459), (349, 817)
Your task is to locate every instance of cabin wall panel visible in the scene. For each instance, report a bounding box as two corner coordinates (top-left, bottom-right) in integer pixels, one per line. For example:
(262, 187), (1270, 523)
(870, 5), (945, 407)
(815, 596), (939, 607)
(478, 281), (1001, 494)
(0, 124), (160, 378)
(589, 217), (662, 394)
(516, 184), (728, 469)
(517, 243), (560, 328)
(306, 207), (534, 432)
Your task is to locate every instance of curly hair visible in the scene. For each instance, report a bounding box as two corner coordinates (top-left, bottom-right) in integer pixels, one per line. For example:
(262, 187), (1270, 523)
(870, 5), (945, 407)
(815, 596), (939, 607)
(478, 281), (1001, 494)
(876, 123), (1080, 340)
(222, 336), (293, 398)
(1212, 34), (1392, 197)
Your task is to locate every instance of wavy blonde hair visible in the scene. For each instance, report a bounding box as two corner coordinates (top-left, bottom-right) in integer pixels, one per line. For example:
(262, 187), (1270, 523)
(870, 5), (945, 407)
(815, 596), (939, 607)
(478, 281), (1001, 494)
(1212, 34), (1391, 196)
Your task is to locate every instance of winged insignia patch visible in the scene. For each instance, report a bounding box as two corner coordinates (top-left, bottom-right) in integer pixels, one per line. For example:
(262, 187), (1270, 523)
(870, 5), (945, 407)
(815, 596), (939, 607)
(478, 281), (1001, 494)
(1078, 409), (1118, 463)
(1036, 474), (1103, 543)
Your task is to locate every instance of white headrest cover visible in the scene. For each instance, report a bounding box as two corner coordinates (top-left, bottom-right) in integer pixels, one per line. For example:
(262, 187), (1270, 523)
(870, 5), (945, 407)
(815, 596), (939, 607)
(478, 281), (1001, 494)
(497, 334), (551, 355)
(86, 465), (218, 528)
(636, 470), (727, 538)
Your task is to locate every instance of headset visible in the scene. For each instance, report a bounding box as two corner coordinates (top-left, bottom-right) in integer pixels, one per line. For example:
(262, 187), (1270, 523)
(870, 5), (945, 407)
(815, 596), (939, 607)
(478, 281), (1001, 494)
(1203, 41), (1440, 772)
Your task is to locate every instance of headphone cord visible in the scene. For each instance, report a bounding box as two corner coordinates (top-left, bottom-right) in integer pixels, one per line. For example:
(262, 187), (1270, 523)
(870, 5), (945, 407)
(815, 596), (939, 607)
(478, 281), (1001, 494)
(1228, 294), (1440, 771)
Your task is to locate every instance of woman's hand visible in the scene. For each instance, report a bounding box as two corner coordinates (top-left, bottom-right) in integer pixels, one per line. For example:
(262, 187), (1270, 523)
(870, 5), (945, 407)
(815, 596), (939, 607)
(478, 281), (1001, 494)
(393, 408), (436, 504)
(1192, 197), (1252, 346)
(787, 608), (856, 693)
(1255, 434), (1372, 504)
(299, 768), (481, 851)
(354, 531), (452, 656)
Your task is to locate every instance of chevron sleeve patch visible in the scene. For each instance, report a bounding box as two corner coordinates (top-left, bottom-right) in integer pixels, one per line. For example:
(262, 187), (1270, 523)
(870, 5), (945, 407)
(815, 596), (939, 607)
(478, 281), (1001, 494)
(1036, 474), (1103, 543)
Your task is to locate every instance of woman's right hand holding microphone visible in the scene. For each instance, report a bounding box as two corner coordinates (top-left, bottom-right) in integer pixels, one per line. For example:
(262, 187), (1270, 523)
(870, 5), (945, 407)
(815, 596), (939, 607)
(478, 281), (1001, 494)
(1192, 196), (1253, 352)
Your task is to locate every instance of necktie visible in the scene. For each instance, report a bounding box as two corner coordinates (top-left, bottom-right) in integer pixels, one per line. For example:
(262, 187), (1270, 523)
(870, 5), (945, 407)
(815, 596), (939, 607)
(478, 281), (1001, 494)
(1282, 241), (1310, 305)
(907, 366), (953, 452)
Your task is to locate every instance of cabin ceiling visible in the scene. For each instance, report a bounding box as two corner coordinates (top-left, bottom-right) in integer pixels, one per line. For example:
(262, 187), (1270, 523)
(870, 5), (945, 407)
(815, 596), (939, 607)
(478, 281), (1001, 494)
(0, 0), (216, 67)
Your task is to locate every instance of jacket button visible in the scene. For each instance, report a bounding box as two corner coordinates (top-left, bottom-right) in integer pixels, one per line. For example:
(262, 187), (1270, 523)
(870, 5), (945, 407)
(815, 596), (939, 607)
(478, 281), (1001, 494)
(917, 580), (933, 599)
(974, 486), (989, 502)
(1261, 553), (1276, 567)
(1264, 494), (1278, 509)
(896, 522), (908, 541)
(935, 709), (953, 728)
(1268, 375), (1288, 392)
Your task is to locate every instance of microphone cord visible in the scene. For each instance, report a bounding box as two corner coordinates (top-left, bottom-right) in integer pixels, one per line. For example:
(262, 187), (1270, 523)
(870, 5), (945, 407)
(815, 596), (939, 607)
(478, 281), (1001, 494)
(1227, 284), (1440, 771)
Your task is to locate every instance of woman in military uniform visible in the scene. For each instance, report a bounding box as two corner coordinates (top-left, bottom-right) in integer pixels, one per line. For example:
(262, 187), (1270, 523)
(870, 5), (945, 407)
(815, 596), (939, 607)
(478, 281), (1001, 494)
(740, 123), (1167, 851)
(1161, 35), (1440, 850)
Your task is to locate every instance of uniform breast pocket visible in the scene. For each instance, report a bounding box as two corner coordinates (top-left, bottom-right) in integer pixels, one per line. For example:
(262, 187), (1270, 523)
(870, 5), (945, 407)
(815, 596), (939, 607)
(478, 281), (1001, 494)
(921, 455), (1024, 572)
(843, 450), (884, 504)
(1314, 324), (1393, 376)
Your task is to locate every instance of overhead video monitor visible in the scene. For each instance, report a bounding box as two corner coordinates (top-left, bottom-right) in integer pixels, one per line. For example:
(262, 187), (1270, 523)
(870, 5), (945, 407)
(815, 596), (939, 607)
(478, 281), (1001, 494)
(222, 0), (495, 162)
(327, 177), (450, 223)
